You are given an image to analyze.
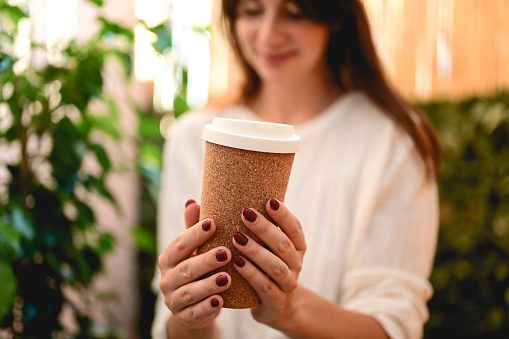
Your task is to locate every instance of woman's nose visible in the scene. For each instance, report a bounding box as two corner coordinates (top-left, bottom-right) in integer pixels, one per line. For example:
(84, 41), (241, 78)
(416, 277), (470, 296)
(258, 13), (286, 47)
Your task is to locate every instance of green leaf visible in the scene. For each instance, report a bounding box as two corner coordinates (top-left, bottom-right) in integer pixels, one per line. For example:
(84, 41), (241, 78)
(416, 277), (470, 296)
(98, 17), (134, 42)
(149, 23), (172, 55)
(0, 54), (16, 73)
(106, 49), (132, 77)
(89, 143), (111, 172)
(83, 176), (116, 205)
(11, 205), (34, 240)
(137, 108), (161, 139)
(85, 0), (104, 6)
(0, 3), (28, 28)
(0, 261), (17, 320)
(75, 200), (95, 229)
(97, 232), (115, 254)
(193, 25), (212, 40)
(173, 95), (189, 117)
(130, 227), (155, 253)
(139, 142), (162, 168)
(0, 218), (22, 259)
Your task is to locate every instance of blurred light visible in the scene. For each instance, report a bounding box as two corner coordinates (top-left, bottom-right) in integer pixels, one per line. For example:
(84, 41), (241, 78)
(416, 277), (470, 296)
(134, 24), (159, 81)
(135, 0), (212, 111)
(187, 31), (210, 108)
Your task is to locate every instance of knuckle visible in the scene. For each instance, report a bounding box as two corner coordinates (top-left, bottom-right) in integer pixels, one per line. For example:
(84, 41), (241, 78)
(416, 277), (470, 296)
(278, 238), (293, 254)
(192, 225), (201, 241)
(287, 278), (298, 292)
(175, 233), (186, 252)
(295, 219), (303, 231)
(179, 262), (194, 281)
(203, 253), (216, 270)
(189, 308), (201, 322)
(181, 287), (194, 304)
(159, 278), (167, 292)
(258, 219), (271, 235)
(157, 253), (165, 269)
(244, 267), (258, 281)
(164, 294), (174, 311)
(260, 281), (274, 295)
(272, 262), (289, 279)
(295, 262), (303, 273)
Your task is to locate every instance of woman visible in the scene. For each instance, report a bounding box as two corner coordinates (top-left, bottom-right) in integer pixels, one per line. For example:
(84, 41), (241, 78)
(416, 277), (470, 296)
(153, 0), (441, 338)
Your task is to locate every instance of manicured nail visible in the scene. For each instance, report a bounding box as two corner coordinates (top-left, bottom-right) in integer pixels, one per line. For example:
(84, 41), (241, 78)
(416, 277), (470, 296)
(185, 199), (196, 207)
(233, 232), (248, 246)
(215, 249), (227, 262)
(211, 297), (219, 307)
(202, 220), (211, 231)
(269, 198), (280, 211)
(242, 208), (257, 222)
(216, 275), (228, 287)
(232, 256), (245, 267)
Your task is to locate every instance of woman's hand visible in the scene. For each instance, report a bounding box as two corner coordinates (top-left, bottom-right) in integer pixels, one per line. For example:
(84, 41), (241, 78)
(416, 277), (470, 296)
(232, 198), (307, 330)
(157, 200), (232, 330)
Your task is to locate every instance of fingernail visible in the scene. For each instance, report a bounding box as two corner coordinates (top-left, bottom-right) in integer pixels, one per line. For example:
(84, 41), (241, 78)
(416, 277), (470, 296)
(233, 232), (248, 246)
(202, 220), (211, 231)
(242, 208), (257, 222)
(185, 199), (196, 207)
(269, 198), (280, 211)
(232, 256), (245, 267)
(211, 297), (219, 307)
(216, 275), (228, 287)
(215, 249), (227, 262)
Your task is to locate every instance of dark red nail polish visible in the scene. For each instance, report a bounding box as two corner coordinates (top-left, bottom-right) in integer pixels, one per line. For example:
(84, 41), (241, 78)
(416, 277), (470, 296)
(216, 275), (228, 287)
(232, 256), (245, 267)
(269, 198), (280, 211)
(185, 199), (196, 207)
(211, 297), (219, 307)
(202, 220), (211, 231)
(215, 249), (227, 262)
(233, 232), (248, 246)
(242, 208), (257, 222)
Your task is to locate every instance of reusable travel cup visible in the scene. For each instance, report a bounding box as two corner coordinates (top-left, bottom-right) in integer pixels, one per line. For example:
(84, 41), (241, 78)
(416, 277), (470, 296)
(197, 117), (300, 308)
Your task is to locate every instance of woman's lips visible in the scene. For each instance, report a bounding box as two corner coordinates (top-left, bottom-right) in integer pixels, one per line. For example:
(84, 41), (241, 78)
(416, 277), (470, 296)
(262, 52), (294, 65)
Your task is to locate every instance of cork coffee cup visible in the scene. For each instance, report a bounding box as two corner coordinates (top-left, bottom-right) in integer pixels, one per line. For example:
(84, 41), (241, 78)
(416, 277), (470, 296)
(197, 117), (301, 309)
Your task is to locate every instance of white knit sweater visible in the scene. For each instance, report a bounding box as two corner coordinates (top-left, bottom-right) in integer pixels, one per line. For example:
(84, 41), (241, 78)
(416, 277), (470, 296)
(152, 91), (439, 339)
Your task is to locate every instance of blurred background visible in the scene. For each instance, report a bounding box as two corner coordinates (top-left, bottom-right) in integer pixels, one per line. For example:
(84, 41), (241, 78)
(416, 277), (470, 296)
(0, 0), (508, 338)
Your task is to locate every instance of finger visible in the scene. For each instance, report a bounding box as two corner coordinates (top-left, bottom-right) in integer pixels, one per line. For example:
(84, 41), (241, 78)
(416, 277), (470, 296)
(185, 199), (201, 229)
(173, 295), (225, 329)
(158, 219), (215, 268)
(241, 208), (299, 270)
(168, 247), (231, 289)
(266, 199), (306, 252)
(169, 272), (231, 313)
(232, 254), (285, 301)
(232, 232), (295, 293)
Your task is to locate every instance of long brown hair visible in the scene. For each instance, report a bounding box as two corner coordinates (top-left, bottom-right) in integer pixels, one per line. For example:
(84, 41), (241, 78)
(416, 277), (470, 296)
(221, 0), (442, 179)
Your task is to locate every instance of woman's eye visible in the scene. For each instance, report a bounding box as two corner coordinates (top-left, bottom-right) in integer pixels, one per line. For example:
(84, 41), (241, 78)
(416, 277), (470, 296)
(238, 3), (263, 17)
(243, 8), (263, 16)
(285, 4), (305, 20)
(286, 11), (304, 20)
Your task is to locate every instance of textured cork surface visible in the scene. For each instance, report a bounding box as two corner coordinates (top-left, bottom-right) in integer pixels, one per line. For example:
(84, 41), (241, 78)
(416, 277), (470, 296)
(197, 141), (295, 309)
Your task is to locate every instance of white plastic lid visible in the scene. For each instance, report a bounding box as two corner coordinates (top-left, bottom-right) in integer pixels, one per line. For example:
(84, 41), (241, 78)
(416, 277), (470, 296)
(202, 117), (301, 153)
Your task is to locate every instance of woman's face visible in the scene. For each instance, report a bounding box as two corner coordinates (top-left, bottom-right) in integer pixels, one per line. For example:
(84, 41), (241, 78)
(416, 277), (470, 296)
(234, 0), (330, 85)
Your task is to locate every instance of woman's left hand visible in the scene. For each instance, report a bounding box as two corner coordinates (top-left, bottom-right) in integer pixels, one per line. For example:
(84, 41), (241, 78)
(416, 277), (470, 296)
(232, 198), (307, 329)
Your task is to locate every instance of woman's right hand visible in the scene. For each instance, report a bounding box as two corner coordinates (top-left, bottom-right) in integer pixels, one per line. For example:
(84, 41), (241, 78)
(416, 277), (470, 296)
(157, 200), (232, 330)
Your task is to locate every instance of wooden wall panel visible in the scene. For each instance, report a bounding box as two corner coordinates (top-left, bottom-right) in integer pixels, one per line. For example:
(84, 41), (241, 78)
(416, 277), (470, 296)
(361, 0), (509, 100)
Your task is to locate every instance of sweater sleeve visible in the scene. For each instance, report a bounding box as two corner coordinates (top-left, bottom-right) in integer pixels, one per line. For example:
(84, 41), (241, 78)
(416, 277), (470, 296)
(340, 128), (439, 339)
(151, 113), (206, 339)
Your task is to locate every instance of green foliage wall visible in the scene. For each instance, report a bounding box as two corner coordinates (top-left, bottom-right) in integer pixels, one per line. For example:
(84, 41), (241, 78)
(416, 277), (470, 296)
(0, 1), (133, 337)
(418, 92), (509, 338)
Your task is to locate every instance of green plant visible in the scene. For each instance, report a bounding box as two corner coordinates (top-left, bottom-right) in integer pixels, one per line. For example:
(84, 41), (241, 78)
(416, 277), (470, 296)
(0, 0), (133, 337)
(418, 92), (509, 338)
